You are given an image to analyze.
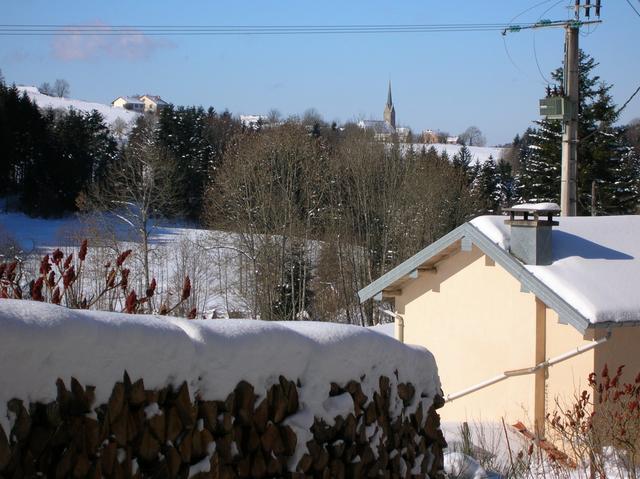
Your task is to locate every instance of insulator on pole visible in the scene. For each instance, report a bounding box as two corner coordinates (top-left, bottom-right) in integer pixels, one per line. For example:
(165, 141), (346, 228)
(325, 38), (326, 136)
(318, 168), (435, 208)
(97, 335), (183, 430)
(575, 0), (580, 17)
(585, 0), (591, 17)
(595, 0), (601, 17)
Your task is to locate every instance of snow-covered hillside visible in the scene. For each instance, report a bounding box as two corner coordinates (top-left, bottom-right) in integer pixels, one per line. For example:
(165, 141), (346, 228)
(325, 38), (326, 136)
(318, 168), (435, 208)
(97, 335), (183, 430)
(17, 86), (140, 127)
(403, 143), (507, 164)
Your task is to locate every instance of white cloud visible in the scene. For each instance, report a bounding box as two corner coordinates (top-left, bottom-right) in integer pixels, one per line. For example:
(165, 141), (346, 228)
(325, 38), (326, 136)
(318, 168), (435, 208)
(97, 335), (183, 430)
(51, 22), (173, 62)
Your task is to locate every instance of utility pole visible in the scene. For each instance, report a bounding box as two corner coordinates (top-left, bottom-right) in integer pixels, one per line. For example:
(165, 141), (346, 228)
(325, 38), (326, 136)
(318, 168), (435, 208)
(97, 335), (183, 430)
(503, 1), (602, 216)
(561, 21), (579, 216)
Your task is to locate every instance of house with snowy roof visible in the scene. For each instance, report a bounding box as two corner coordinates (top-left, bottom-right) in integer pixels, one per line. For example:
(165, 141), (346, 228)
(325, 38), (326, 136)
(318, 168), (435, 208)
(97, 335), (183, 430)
(112, 96), (145, 112)
(112, 94), (169, 113)
(139, 94), (169, 113)
(359, 204), (640, 433)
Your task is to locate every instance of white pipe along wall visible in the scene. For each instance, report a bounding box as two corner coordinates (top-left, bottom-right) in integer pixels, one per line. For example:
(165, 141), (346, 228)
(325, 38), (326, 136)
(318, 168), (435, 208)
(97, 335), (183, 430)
(445, 330), (611, 402)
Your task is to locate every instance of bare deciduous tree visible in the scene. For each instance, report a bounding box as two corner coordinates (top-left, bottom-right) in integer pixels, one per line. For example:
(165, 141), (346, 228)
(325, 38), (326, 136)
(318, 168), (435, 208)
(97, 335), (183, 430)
(82, 116), (182, 291)
(459, 126), (487, 147)
(53, 79), (70, 98)
(38, 82), (53, 96)
(205, 122), (328, 320)
(204, 122), (479, 325)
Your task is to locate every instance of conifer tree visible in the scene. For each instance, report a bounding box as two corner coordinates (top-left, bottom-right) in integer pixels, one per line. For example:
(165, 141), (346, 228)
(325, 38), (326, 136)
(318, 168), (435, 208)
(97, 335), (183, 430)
(517, 52), (639, 214)
(452, 145), (478, 185)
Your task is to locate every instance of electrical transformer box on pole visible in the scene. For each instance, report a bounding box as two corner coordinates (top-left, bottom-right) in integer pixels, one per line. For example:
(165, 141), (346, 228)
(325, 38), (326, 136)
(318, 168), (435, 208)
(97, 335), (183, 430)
(539, 97), (573, 121)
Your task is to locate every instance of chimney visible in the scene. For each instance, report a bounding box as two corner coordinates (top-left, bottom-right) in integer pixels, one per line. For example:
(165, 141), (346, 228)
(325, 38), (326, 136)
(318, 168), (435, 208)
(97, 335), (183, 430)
(504, 203), (560, 266)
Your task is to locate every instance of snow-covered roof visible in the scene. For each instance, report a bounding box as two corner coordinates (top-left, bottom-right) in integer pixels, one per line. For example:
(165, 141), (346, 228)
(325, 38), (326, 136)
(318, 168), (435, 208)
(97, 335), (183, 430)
(0, 300), (440, 451)
(117, 96), (144, 105)
(359, 215), (640, 332)
(509, 202), (560, 212)
(471, 215), (640, 326)
(141, 94), (168, 105)
(358, 119), (395, 135)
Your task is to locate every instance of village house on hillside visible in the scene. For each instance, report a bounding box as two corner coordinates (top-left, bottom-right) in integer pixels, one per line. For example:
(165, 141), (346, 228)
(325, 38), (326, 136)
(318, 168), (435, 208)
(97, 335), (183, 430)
(112, 94), (169, 113)
(359, 204), (640, 434)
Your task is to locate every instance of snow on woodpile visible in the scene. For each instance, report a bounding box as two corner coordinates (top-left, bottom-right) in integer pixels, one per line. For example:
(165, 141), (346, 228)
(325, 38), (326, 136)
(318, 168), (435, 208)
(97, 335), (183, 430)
(0, 300), (442, 473)
(471, 215), (640, 324)
(16, 86), (139, 127)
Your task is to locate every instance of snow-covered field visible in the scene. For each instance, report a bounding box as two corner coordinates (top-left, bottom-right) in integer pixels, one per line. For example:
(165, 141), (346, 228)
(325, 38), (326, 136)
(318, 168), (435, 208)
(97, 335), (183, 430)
(16, 85), (140, 127)
(404, 142), (507, 164)
(0, 299), (441, 469)
(0, 212), (245, 316)
(0, 211), (200, 251)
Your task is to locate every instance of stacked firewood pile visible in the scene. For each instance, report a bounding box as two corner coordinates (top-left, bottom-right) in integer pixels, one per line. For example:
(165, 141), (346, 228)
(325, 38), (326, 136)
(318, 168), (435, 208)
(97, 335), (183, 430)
(0, 372), (445, 478)
(301, 377), (446, 478)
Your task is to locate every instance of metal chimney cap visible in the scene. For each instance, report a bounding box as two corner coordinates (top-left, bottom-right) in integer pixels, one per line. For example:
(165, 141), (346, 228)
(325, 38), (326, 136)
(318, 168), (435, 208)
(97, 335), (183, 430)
(504, 202), (560, 214)
(504, 202), (560, 227)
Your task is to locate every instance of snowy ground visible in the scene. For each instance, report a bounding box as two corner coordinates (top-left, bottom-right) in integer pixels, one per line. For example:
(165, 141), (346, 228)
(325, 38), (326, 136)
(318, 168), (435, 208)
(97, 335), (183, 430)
(0, 212), (247, 316)
(16, 85), (140, 127)
(403, 142), (507, 164)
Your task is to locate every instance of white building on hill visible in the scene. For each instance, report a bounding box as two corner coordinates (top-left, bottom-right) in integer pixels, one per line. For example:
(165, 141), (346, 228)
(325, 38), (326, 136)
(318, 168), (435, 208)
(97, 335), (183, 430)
(112, 94), (169, 113)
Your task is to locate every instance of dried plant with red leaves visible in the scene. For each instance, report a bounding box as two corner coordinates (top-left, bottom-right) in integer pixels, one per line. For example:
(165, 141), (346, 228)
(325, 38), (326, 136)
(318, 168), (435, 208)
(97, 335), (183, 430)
(1, 239), (196, 319)
(0, 260), (22, 299)
(30, 277), (44, 302)
(146, 278), (156, 298)
(116, 249), (132, 267)
(51, 287), (61, 305)
(181, 276), (191, 301)
(124, 291), (138, 314)
(78, 240), (88, 261)
(547, 364), (640, 476)
(51, 249), (64, 265)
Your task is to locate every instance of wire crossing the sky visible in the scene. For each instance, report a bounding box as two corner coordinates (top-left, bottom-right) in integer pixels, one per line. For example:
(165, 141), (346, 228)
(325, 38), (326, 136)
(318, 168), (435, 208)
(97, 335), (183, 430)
(0, 22), (555, 36)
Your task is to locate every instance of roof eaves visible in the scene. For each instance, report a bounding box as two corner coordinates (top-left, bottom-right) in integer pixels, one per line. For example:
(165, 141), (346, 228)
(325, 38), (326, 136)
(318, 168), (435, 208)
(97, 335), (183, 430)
(357, 224), (467, 302)
(358, 221), (592, 335)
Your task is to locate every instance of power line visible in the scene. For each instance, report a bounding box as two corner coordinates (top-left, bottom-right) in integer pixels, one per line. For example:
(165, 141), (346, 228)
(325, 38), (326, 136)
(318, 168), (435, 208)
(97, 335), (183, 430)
(501, 0), (559, 77)
(618, 84), (640, 116)
(625, 0), (640, 18)
(0, 22), (545, 36)
(531, 0), (566, 85)
(577, 84), (640, 143)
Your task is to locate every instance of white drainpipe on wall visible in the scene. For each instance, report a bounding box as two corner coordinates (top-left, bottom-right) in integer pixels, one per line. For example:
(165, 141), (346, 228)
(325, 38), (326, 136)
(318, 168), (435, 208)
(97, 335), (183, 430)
(378, 308), (405, 343)
(445, 330), (611, 403)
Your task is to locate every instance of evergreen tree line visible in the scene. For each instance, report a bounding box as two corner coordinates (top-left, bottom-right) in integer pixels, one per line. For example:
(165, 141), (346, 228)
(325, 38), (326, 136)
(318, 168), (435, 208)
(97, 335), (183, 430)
(0, 83), (117, 216)
(0, 79), (241, 219)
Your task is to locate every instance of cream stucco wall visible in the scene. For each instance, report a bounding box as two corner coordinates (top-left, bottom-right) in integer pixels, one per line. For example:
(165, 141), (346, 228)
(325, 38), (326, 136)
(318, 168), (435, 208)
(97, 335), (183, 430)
(112, 97), (128, 108)
(544, 310), (594, 421)
(395, 245), (538, 424)
(393, 245), (626, 429)
(595, 326), (640, 389)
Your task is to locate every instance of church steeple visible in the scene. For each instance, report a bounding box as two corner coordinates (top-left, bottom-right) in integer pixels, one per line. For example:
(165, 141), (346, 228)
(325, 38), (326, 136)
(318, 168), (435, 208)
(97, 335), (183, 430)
(383, 81), (396, 129)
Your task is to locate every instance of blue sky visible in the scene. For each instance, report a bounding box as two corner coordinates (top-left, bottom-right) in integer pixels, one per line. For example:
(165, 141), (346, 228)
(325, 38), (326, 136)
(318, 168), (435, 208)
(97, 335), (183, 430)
(2, 0), (639, 145)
